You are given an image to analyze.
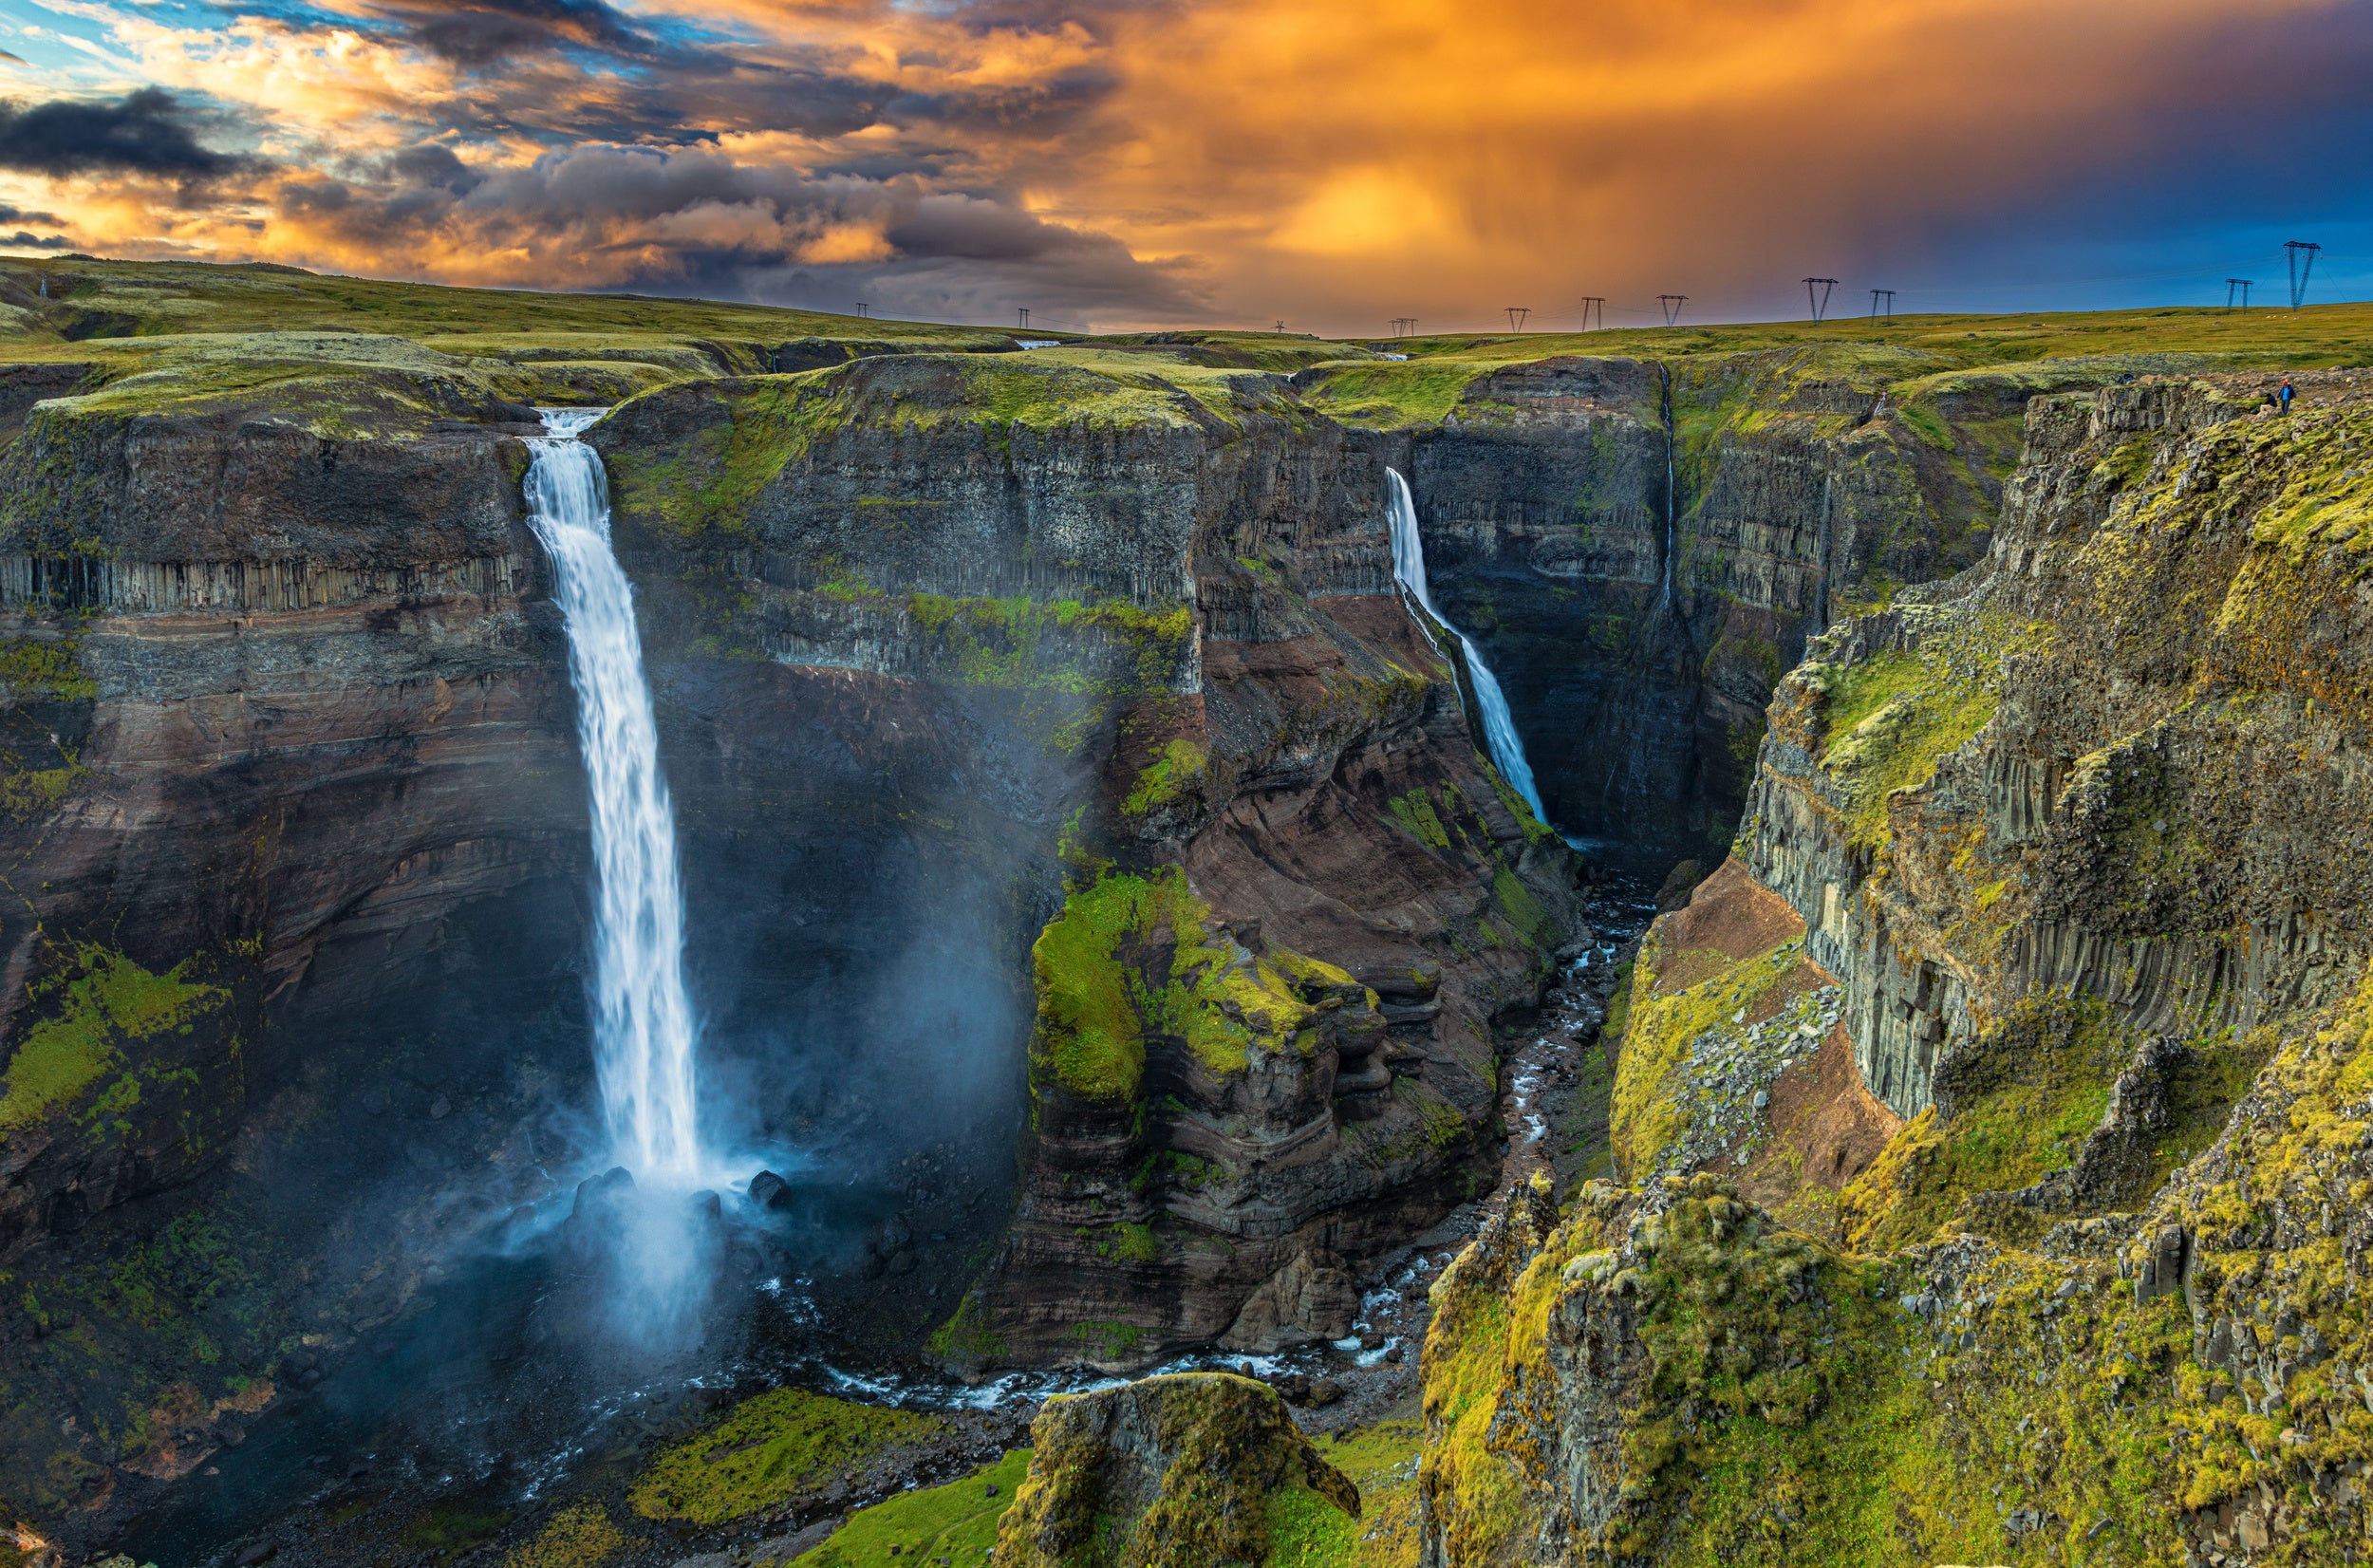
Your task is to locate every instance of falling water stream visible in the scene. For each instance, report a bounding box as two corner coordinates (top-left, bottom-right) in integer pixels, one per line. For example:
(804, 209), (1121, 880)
(524, 408), (707, 1187)
(1385, 468), (1546, 820)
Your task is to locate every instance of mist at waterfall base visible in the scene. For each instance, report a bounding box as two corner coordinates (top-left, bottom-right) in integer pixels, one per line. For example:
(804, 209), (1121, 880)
(1385, 469), (1547, 820)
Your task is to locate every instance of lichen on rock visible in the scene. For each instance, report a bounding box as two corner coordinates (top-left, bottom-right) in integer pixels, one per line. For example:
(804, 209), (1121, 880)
(994, 1372), (1357, 1567)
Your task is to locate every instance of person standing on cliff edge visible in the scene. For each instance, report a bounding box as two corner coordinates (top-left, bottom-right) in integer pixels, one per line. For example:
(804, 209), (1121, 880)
(2280, 378), (2296, 414)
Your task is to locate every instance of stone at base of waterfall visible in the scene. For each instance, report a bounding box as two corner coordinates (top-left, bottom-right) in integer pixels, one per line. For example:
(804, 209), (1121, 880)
(568, 1166), (635, 1229)
(1220, 1247), (1358, 1353)
(994, 1373), (1357, 1568)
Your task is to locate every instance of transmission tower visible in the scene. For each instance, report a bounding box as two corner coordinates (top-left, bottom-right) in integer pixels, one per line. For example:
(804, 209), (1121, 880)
(1504, 307), (1530, 331)
(2226, 279), (2253, 312)
(1803, 277), (1839, 323)
(2285, 242), (2322, 310)
(1389, 317), (1418, 337)
(854, 302), (869, 318)
(1657, 295), (1688, 327)
(1275, 320), (1286, 333)
(1868, 289), (1895, 321)
(1018, 308), (1030, 329)
(1579, 296), (1605, 331)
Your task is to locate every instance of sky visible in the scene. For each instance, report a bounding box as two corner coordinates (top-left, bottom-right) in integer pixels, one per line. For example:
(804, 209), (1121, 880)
(0, 0), (2367, 335)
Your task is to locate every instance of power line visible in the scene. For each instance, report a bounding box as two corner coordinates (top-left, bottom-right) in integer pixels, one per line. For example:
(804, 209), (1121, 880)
(2285, 241), (2322, 310)
(1802, 277), (1839, 323)
(1656, 294), (1688, 327)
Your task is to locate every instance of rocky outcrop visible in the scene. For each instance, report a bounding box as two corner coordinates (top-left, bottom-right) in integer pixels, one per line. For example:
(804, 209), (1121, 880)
(996, 1372), (1358, 1567)
(1409, 370), (2373, 1565)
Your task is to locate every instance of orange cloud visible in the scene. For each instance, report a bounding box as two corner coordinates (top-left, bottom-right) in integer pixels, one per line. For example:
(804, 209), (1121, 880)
(14, 0), (2365, 329)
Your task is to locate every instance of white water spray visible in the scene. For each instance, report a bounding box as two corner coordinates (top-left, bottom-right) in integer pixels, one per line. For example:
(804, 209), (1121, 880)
(1385, 468), (1547, 820)
(525, 409), (706, 1189)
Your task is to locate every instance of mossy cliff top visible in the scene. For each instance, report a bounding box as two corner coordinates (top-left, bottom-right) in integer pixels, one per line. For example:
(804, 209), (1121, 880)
(994, 1372), (1358, 1568)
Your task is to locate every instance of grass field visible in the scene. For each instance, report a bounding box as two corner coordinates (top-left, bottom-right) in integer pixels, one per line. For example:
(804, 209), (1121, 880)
(1, 255), (2364, 432)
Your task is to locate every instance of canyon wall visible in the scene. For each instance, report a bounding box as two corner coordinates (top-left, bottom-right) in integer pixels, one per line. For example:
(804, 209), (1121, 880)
(589, 354), (1587, 1367)
(1414, 369), (2373, 1565)
(1396, 348), (2021, 861)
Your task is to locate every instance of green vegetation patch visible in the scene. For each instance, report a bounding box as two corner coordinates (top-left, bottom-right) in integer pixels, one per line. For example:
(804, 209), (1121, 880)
(795, 1449), (1031, 1566)
(1124, 737), (1209, 815)
(1809, 611), (2051, 851)
(503, 1501), (629, 1568)
(0, 943), (230, 1134)
(1031, 868), (1334, 1101)
(628, 1389), (948, 1525)
(1609, 935), (1808, 1180)
(604, 375), (846, 541)
(1842, 993), (2132, 1249)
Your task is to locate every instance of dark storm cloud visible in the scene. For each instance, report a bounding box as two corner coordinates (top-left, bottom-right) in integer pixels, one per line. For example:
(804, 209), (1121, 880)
(0, 206), (61, 225)
(368, 0), (660, 65)
(2, 232), (70, 249)
(0, 88), (247, 179)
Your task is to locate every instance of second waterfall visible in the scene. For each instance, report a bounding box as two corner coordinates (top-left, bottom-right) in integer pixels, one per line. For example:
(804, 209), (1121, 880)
(525, 409), (708, 1189)
(1385, 468), (1547, 821)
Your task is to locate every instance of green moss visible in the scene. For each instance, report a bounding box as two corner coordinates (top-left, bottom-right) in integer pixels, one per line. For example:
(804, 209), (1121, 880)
(1031, 868), (1329, 1102)
(0, 635), (96, 700)
(1841, 993), (2133, 1250)
(502, 1502), (628, 1568)
(0, 944), (229, 1134)
(1123, 737), (1208, 814)
(1108, 1222), (1161, 1265)
(794, 1449), (1031, 1566)
(1810, 613), (2050, 851)
(1386, 789), (1451, 850)
(604, 375), (850, 540)
(925, 1290), (1007, 1366)
(1489, 868), (1554, 950)
(999, 1373), (1356, 1567)
(627, 1390), (947, 1526)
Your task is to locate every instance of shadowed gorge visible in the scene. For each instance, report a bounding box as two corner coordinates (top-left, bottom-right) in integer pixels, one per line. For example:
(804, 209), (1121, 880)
(2, 260), (2373, 1568)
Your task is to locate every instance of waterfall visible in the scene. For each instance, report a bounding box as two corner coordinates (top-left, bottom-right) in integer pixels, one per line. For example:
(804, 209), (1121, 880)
(525, 409), (706, 1188)
(1657, 364), (1678, 610)
(1385, 469), (1547, 821)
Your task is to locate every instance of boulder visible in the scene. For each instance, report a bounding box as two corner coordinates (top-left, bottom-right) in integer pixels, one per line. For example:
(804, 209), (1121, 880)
(1219, 1247), (1359, 1353)
(995, 1373), (1357, 1568)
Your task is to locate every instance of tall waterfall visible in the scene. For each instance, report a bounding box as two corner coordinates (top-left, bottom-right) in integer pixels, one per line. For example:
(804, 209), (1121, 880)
(525, 409), (706, 1188)
(1385, 469), (1547, 820)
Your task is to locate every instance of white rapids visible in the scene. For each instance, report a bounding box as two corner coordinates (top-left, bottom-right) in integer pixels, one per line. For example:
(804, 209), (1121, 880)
(524, 408), (707, 1187)
(1385, 467), (1547, 819)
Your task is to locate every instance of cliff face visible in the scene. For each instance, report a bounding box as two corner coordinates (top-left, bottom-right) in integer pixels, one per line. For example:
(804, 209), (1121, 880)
(1411, 370), (2373, 1565)
(0, 346), (601, 1523)
(1399, 348), (2016, 861)
(590, 353), (1586, 1368)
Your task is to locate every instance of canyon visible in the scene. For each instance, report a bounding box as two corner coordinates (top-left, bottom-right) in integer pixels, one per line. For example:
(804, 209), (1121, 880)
(0, 259), (2367, 1567)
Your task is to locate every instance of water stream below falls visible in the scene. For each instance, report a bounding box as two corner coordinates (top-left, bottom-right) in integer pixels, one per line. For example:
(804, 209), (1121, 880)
(524, 408), (708, 1187)
(1385, 468), (1546, 819)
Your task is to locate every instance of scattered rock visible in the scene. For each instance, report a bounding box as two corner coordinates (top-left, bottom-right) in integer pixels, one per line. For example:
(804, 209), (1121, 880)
(746, 1169), (793, 1210)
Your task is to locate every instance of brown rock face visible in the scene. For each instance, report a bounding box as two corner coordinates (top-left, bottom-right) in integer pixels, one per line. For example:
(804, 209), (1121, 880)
(996, 1372), (1358, 1568)
(1221, 1245), (1360, 1353)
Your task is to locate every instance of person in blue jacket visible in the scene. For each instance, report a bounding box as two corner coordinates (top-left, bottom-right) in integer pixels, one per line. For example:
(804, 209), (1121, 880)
(2279, 378), (2296, 414)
